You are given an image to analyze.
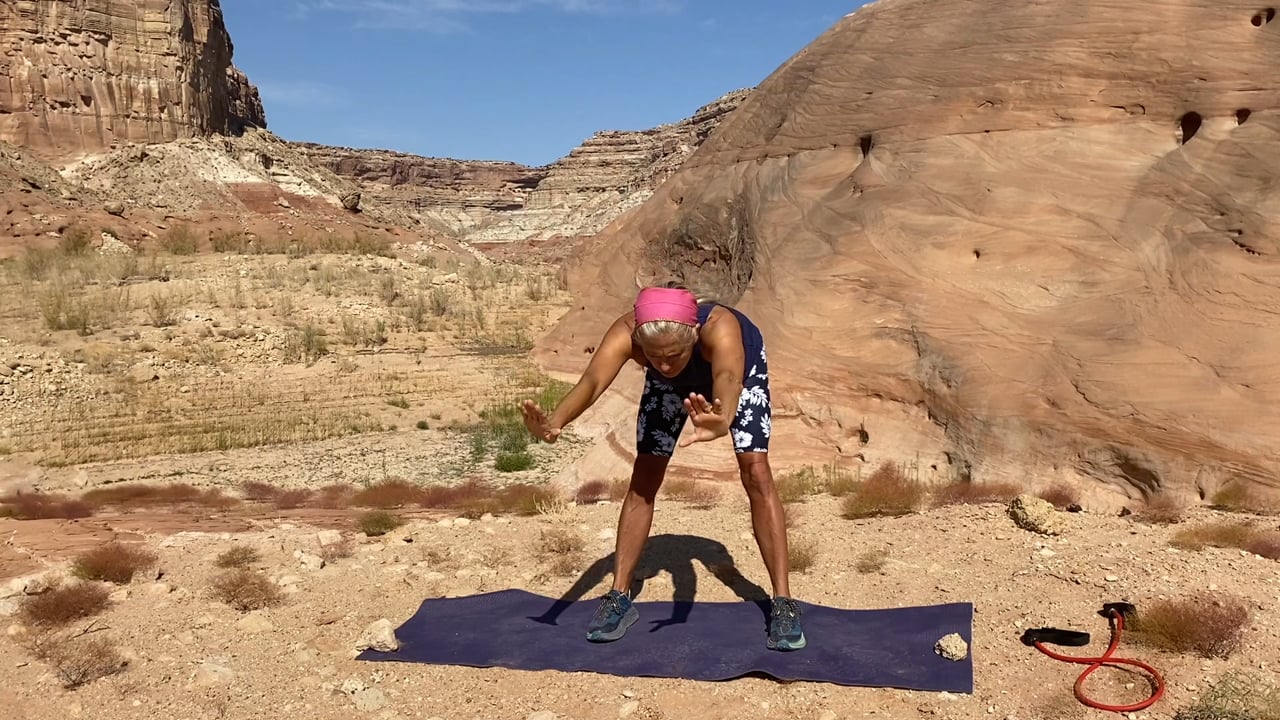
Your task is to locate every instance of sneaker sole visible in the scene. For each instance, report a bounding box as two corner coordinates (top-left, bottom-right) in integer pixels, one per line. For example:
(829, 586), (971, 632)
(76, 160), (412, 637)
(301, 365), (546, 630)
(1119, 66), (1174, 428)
(767, 632), (807, 651)
(586, 607), (639, 643)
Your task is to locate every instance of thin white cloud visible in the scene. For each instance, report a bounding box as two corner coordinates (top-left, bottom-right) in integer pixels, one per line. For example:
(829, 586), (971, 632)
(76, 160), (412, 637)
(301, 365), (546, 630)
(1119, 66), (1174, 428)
(293, 0), (681, 31)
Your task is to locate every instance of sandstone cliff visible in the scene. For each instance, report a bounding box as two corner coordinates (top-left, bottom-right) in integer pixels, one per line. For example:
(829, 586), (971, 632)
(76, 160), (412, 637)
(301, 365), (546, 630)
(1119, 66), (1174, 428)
(0, 0), (265, 158)
(296, 89), (750, 244)
(535, 0), (1280, 508)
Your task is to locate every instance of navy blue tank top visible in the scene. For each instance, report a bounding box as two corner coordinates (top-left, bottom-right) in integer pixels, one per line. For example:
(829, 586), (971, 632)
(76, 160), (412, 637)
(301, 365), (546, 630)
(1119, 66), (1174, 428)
(654, 303), (765, 391)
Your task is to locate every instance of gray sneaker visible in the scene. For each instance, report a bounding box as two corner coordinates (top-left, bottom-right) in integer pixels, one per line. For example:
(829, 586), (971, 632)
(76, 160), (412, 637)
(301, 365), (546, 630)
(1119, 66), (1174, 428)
(767, 596), (806, 651)
(586, 589), (638, 642)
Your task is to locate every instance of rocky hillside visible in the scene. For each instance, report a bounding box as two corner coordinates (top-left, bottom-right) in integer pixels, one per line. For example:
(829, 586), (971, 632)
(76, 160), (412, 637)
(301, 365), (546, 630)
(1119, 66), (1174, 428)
(535, 0), (1280, 509)
(295, 89), (751, 244)
(0, 0), (265, 159)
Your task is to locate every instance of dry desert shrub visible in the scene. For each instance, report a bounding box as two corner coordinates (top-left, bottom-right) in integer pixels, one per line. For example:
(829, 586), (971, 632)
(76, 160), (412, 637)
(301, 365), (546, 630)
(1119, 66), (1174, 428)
(788, 537), (818, 573)
(660, 478), (721, 509)
(1037, 482), (1081, 510)
(350, 478), (426, 509)
(71, 542), (158, 584)
(931, 480), (1022, 507)
(841, 463), (925, 519)
(1243, 531), (1280, 560)
(80, 482), (238, 511)
(493, 482), (563, 516)
(775, 467), (824, 503)
(821, 462), (861, 497)
(0, 491), (93, 520)
(319, 537), (354, 563)
(214, 545), (261, 569)
(1211, 480), (1278, 515)
(358, 510), (403, 537)
(1173, 671), (1280, 720)
(29, 630), (126, 690)
(19, 581), (111, 627)
(1135, 492), (1188, 525)
(856, 548), (890, 574)
(1171, 520), (1260, 552)
(574, 479), (610, 505)
(1129, 592), (1251, 659)
(536, 527), (586, 577)
(211, 569), (283, 612)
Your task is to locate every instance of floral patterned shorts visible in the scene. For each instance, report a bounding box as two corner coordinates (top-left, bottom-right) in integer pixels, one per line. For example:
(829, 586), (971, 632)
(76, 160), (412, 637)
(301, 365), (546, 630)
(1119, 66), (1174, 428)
(635, 344), (771, 457)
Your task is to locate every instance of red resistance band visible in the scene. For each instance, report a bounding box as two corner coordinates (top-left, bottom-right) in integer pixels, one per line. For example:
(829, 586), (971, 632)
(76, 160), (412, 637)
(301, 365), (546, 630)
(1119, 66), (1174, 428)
(1020, 603), (1166, 713)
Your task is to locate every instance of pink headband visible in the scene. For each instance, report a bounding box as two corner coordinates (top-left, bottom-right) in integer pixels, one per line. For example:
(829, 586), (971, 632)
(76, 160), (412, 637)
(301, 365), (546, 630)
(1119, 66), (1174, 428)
(634, 287), (698, 327)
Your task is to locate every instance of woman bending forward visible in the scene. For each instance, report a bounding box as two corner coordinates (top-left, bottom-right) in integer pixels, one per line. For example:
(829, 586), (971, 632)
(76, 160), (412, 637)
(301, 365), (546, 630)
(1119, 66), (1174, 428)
(520, 285), (806, 651)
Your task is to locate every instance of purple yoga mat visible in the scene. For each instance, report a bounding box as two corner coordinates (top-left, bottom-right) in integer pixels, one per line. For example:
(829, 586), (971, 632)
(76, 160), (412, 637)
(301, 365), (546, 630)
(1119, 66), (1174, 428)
(357, 588), (974, 691)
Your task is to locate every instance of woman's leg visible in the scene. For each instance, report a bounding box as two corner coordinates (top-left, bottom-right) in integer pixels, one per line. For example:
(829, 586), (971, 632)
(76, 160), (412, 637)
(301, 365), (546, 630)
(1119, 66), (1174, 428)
(610, 453), (670, 594)
(736, 452), (790, 598)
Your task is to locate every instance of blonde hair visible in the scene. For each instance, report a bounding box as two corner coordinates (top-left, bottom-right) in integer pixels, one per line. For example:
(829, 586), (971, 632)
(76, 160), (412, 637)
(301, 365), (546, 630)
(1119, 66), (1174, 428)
(634, 320), (698, 348)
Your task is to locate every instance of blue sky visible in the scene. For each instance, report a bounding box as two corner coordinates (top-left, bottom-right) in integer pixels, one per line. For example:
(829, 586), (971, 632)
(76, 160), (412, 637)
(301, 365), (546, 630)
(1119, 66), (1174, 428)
(219, 1), (862, 166)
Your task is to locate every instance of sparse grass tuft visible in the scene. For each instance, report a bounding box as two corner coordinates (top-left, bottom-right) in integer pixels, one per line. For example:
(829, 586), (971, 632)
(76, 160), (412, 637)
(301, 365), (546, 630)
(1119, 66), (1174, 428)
(1172, 670), (1280, 720)
(211, 569), (283, 612)
(841, 463), (925, 519)
(1171, 520), (1261, 552)
(0, 491), (94, 520)
(70, 542), (158, 584)
(1129, 592), (1251, 659)
(494, 451), (534, 473)
(1038, 482), (1081, 510)
(856, 548), (890, 574)
(1136, 493), (1187, 525)
(788, 537), (817, 573)
(214, 545), (261, 569)
(1211, 480), (1278, 515)
(19, 581), (111, 627)
(775, 467), (824, 503)
(931, 480), (1022, 507)
(358, 510), (403, 537)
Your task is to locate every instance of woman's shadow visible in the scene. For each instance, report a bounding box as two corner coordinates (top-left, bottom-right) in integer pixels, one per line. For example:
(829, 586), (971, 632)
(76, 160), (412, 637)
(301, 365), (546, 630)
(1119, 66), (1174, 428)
(528, 533), (772, 633)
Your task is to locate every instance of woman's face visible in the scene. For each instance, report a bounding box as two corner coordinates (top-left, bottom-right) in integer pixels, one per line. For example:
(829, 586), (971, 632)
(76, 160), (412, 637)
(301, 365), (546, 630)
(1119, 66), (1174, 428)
(641, 333), (695, 378)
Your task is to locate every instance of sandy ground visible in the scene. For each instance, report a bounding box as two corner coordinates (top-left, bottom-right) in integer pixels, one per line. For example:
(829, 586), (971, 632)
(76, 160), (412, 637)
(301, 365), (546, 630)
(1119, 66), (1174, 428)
(1, 475), (1278, 720)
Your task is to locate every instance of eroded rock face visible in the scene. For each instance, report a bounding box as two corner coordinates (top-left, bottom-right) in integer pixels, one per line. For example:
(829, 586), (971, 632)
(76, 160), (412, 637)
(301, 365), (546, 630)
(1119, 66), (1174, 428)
(0, 0), (265, 158)
(295, 89), (750, 243)
(535, 0), (1280, 507)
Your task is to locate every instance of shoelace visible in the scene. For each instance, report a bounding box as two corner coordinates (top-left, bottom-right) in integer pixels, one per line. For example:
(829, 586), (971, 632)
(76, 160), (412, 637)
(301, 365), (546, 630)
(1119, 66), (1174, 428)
(595, 593), (625, 621)
(771, 598), (800, 633)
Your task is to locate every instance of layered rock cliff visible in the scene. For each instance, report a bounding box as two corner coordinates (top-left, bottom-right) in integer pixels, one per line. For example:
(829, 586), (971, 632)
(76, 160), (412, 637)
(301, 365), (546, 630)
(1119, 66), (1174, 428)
(0, 0), (265, 158)
(296, 88), (750, 243)
(535, 0), (1280, 508)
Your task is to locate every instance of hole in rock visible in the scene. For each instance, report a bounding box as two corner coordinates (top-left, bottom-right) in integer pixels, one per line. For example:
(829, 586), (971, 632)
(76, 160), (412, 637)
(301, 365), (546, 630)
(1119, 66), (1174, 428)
(1236, 108), (1252, 125)
(857, 423), (870, 445)
(973, 249), (982, 259)
(1178, 112), (1202, 144)
(859, 134), (874, 156)
(1251, 8), (1276, 25)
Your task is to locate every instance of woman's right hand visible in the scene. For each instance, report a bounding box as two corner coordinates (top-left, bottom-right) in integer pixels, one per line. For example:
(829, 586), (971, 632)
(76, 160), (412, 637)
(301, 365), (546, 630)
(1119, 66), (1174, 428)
(520, 399), (562, 443)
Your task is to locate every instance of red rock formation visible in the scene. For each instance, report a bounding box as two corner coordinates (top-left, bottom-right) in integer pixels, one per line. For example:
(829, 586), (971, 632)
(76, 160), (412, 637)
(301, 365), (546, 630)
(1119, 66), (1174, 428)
(0, 0), (265, 159)
(534, 0), (1280, 507)
(294, 89), (751, 242)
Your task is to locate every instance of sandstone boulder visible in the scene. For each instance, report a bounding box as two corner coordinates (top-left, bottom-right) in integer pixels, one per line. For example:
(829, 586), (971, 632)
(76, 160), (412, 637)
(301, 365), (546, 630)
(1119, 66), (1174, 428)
(535, 0), (1280, 508)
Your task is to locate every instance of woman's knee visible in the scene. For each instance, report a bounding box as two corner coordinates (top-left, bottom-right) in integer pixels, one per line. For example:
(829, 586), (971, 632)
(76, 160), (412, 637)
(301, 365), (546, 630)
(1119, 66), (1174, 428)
(736, 453), (775, 492)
